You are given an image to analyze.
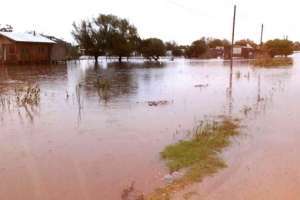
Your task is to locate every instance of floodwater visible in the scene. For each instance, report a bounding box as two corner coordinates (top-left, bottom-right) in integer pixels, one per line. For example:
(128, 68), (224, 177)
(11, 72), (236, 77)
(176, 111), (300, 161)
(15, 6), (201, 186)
(0, 55), (298, 200)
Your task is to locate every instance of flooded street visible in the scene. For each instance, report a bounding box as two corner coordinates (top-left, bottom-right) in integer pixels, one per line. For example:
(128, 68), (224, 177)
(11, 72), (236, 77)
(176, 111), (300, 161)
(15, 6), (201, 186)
(0, 54), (299, 200)
(174, 55), (300, 199)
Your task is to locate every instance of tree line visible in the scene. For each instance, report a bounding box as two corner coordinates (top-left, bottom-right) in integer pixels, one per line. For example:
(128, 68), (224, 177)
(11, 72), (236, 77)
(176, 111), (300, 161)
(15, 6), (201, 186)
(72, 14), (298, 62)
(72, 14), (167, 63)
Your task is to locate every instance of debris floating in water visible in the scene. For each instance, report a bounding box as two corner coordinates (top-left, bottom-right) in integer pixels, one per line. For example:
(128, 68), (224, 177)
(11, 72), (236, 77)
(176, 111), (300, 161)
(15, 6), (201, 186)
(194, 84), (209, 88)
(147, 100), (170, 106)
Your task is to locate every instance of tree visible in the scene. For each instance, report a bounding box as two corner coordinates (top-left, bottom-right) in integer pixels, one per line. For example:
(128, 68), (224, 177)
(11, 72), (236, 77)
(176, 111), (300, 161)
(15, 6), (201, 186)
(108, 18), (139, 62)
(172, 48), (183, 57)
(207, 38), (230, 49)
(165, 41), (177, 51)
(139, 38), (166, 61)
(185, 38), (208, 58)
(93, 14), (119, 55)
(72, 20), (104, 63)
(207, 39), (223, 48)
(72, 14), (140, 63)
(263, 39), (293, 57)
(165, 41), (183, 57)
(235, 39), (258, 49)
(0, 24), (13, 32)
(222, 39), (231, 48)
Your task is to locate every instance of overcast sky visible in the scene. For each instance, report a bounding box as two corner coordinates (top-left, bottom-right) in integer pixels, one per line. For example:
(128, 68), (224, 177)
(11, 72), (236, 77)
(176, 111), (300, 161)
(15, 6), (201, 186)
(0, 0), (298, 45)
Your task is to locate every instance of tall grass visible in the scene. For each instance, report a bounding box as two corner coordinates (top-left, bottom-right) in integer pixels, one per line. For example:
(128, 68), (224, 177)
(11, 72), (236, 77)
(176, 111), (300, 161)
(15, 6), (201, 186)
(148, 118), (240, 200)
(15, 85), (40, 106)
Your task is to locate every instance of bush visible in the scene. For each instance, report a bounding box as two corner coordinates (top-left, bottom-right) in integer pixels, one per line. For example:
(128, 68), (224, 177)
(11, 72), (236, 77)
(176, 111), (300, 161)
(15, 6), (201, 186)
(251, 55), (293, 67)
(263, 39), (293, 57)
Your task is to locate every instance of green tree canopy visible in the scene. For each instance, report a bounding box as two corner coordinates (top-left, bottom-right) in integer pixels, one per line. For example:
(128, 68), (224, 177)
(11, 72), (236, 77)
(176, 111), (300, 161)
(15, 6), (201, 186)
(205, 38), (230, 49)
(172, 48), (183, 57)
(263, 39), (293, 57)
(140, 38), (166, 61)
(165, 41), (183, 57)
(72, 14), (140, 63)
(100, 16), (139, 62)
(185, 38), (208, 58)
(165, 41), (177, 51)
(72, 20), (105, 63)
(235, 39), (258, 49)
(207, 39), (223, 48)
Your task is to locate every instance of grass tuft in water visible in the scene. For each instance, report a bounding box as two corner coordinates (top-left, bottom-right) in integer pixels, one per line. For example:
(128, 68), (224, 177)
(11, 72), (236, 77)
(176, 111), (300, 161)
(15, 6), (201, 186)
(15, 85), (40, 106)
(148, 118), (240, 199)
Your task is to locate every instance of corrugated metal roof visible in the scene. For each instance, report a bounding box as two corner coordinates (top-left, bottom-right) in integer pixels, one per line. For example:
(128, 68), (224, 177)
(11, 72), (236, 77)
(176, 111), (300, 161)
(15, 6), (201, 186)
(0, 32), (55, 44)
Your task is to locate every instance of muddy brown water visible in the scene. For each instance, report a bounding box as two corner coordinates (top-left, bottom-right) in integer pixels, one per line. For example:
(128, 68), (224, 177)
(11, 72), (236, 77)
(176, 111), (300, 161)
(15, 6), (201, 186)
(0, 55), (298, 200)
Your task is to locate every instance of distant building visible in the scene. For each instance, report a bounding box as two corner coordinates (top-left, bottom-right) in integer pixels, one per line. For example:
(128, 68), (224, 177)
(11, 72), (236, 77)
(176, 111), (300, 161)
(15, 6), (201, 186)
(224, 44), (255, 59)
(0, 32), (55, 64)
(206, 46), (224, 59)
(166, 50), (173, 57)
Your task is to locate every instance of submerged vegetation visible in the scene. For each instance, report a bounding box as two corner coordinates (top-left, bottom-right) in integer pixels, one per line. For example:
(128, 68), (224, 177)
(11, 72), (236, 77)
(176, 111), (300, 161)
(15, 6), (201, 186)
(0, 84), (41, 122)
(148, 117), (240, 199)
(0, 84), (40, 109)
(251, 39), (294, 67)
(15, 85), (40, 106)
(251, 56), (293, 67)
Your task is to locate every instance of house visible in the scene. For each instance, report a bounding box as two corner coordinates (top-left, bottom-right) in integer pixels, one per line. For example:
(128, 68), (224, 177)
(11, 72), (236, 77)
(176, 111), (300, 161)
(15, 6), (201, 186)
(42, 34), (69, 63)
(0, 32), (55, 64)
(166, 50), (173, 57)
(206, 46), (224, 59)
(224, 44), (256, 59)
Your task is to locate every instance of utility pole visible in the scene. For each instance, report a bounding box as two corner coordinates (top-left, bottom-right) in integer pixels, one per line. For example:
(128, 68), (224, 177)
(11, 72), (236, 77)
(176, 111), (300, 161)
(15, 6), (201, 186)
(260, 24), (264, 45)
(231, 5), (237, 66)
(229, 5), (236, 91)
(228, 5), (236, 115)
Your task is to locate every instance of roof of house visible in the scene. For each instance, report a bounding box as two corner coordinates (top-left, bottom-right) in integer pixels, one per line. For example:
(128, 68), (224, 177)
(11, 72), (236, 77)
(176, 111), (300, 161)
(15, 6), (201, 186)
(0, 32), (56, 44)
(41, 34), (70, 45)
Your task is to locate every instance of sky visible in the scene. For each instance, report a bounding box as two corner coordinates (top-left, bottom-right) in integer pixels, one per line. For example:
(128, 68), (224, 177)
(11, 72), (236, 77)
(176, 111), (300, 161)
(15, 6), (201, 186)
(0, 0), (299, 45)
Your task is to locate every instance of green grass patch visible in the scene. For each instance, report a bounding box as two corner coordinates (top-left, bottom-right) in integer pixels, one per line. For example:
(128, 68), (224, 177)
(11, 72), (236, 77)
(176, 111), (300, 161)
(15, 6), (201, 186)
(251, 57), (293, 67)
(148, 118), (240, 200)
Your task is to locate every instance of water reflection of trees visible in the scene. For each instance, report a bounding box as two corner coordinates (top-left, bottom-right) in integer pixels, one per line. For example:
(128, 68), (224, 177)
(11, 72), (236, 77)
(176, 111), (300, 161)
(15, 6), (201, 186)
(2, 64), (67, 83)
(80, 62), (166, 104)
